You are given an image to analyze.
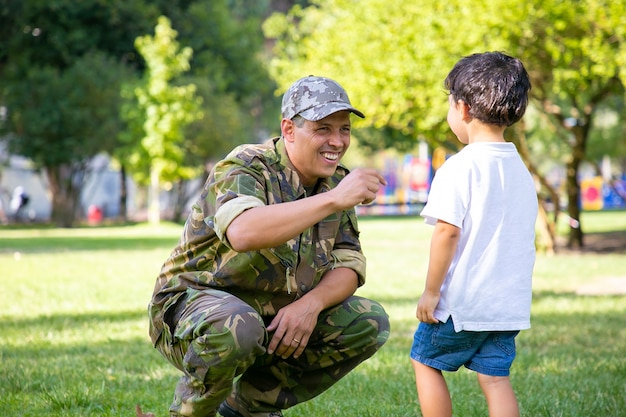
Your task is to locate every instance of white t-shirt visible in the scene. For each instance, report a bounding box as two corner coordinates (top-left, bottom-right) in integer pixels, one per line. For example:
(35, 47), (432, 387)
(420, 142), (538, 332)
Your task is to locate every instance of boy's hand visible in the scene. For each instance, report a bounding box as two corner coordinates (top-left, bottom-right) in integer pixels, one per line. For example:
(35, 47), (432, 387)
(416, 291), (440, 323)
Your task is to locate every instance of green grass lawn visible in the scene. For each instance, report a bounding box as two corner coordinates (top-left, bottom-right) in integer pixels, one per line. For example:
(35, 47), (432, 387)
(1, 211), (625, 416)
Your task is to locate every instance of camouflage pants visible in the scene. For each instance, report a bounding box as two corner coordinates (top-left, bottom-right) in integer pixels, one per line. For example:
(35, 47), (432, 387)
(155, 288), (390, 417)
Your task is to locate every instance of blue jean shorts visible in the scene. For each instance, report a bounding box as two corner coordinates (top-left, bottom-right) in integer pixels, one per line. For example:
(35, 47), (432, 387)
(410, 318), (519, 377)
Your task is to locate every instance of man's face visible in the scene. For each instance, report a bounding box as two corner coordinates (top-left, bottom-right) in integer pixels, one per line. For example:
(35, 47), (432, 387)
(283, 110), (351, 186)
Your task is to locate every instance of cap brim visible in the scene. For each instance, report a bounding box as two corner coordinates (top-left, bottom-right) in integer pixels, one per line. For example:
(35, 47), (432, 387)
(299, 102), (365, 121)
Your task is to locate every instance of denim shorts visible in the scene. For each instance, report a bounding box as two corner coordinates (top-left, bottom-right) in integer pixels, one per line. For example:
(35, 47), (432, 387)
(410, 317), (519, 377)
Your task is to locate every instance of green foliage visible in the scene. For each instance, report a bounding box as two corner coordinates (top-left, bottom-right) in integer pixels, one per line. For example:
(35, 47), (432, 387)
(3, 52), (131, 167)
(587, 98), (626, 166)
(264, 0), (626, 246)
(0, 51), (134, 226)
(265, 0), (626, 145)
(0, 0), (160, 226)
(0, 0), (160, 71)
(1, 0), (279, 225)
(508, 0), (625, 114)
(176, 1), (281, 137)
(178, 1), (272, 100)
(263, 0), (485, 144)
(0, 212), (624, 416)
(129, 16), (203, 184)
(183, 78), (256, 162)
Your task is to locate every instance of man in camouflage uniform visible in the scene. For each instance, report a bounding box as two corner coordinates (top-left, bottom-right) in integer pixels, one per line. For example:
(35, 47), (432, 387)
(148, 76), (390, 417)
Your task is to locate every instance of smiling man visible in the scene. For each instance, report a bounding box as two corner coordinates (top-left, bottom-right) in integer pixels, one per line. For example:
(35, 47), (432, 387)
(147, 76), (390, 417)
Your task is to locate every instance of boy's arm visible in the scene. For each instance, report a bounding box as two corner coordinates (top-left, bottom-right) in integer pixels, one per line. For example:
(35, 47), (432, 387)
(416, 219), (460, 323)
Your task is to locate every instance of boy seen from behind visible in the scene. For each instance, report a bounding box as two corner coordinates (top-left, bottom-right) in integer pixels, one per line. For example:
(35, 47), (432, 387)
(410, 51), (537, 417)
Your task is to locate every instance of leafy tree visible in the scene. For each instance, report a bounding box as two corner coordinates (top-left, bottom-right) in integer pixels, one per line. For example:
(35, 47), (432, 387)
(166, 78), (257, 221)
(0, 0), (158, 71)
(1, 52), (132, 226)
(264, 0), (626, 249)
(0, 0), (160, 226)
(509, 0), (626, 247)
(133, 0), (290, 222)
(1, 0), (278, 226)
(172, 1), (281, 135)
(108, 1), (285, 223)
(127, 16), (202, 225)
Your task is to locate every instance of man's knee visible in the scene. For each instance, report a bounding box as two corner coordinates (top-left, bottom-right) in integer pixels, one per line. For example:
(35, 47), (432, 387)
(181, 302), (267, 363)
(333, 296), (390, 350)
(354, 297), (389, 332)
(160, 292), (267, 378)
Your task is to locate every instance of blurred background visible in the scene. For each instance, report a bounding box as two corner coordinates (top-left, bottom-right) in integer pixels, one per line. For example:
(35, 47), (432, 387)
(1, 0), (624, 251)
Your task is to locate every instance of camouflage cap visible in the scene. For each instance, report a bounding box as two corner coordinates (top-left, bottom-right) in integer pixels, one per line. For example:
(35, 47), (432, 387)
(281, 76), (365, 121)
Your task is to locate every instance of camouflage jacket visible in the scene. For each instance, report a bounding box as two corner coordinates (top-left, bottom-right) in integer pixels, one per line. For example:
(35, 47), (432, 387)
(148, 137), (366, 345)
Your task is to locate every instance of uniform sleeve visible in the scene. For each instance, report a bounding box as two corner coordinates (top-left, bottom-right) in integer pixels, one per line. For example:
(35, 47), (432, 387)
(206, 158), (268, 246)
(331, 209), (366, 286)
(214, 195), (265, 242)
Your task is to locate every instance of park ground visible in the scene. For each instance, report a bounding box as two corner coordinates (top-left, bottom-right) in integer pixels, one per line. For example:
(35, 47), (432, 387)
(557, 229), (626, 295)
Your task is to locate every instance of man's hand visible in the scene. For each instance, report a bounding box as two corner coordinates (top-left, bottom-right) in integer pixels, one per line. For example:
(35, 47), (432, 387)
(265, 268), (358, 359)
(266, 297), (321, 359)
(226, 168), (385, 252)
(332, 168), (386, 207)
(416, 290), (440, 324)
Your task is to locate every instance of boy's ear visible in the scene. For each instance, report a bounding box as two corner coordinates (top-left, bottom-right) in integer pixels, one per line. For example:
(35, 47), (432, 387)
(458, 100), (472, 122)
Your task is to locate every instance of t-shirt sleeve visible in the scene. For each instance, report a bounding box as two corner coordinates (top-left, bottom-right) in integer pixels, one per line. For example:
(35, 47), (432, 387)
(419, 159), (468, 228)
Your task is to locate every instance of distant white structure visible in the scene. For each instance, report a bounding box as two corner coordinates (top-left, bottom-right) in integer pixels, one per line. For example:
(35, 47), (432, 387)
(0, 145), (136, 223)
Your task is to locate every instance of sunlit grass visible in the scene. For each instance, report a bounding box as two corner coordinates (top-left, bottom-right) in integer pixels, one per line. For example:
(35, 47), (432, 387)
(0, 211), (624, 416)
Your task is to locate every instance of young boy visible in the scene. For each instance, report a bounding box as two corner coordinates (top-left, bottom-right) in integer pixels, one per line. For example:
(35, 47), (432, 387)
(410, 52), (537, 417)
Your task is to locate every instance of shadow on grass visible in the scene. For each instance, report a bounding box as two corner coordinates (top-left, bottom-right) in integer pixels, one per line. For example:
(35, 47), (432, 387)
(0, 308), (172, 416)
(557, 229), (626, 254)
(371, 289), (626, 308)
(0, 335), (171, 416)
(532, 289), (626, 300)
(0, 235), (178, 253)
(1, 295), (625, 416)
(0, 309), (148, 330)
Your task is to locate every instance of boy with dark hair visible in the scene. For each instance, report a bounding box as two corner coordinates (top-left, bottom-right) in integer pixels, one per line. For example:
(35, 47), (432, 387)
(410, 52), (537, 417)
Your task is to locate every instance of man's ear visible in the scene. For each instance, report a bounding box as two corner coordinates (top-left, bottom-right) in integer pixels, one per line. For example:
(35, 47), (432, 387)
(281, 118), (296, 142)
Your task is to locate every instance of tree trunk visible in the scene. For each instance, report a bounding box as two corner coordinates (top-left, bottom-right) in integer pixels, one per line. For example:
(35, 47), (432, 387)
(148, 166), (160, 225)
(118, 164), (128, 223)
(510, 123), (558, 254)
(46, 164), (81, 227)
(171, 180), (186, 223)
(535, 200), (556, 255)
(564, 125), (588, 249)
(564, 159), (583, 248)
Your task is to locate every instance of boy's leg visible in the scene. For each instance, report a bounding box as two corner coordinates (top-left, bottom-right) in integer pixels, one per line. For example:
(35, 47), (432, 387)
(469, 331), (520, 417)
(411, 359), (452, 417)
(230, 296), (390, 413)
(410, 319), (489, 417)
(477, 373), (519, 417)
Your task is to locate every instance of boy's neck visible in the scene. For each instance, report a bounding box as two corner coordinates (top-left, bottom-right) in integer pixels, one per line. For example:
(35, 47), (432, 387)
(465, 120), (507, 144)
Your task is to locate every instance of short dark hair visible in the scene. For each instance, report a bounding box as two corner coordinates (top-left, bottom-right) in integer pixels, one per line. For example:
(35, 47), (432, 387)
(291, 114), (306, 127)
(444, 51), (531, 127)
